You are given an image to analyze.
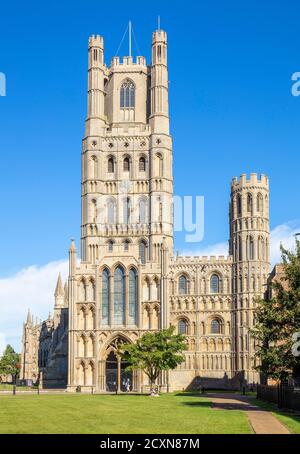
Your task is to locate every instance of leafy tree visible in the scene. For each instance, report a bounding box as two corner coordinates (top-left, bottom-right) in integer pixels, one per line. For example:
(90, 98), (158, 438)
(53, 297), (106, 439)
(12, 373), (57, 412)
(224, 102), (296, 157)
(251, 239), (300, 383)
(0, 345), (20, 382)
(121, 327), (187, 395)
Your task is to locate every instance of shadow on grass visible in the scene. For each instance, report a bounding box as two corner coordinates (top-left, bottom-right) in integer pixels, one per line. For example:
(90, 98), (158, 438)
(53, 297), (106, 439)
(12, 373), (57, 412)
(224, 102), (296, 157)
(175, 392), (203, 398)
(94, 393), (149, 397)
(181, 401), (212, 408)
(174, 392), (213, 408)
(176, 392), (262, 412)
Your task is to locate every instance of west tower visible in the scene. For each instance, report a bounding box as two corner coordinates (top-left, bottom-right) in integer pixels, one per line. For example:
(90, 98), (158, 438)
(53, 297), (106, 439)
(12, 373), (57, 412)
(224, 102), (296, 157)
(66, 28), (174, 392)
(81, 30), (173, 266)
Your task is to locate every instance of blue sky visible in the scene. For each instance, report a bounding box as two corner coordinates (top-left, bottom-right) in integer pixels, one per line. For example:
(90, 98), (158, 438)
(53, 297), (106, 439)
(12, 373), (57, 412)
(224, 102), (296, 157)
(0, 0), (300, 349)
(0, 0), (300, 273)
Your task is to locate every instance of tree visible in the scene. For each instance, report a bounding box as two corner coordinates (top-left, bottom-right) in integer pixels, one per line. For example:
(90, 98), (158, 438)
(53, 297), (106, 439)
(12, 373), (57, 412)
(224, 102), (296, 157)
(121, 327), (187, 395)
(251, 239), (300, 383)
(0, 345), (20, 382)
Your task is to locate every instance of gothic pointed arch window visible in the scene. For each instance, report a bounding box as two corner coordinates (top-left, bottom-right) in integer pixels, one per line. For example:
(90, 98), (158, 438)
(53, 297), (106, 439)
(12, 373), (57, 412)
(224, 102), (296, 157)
(248, 236), (255, 260)
(247, 193), (253, 213)
(107, 198), (116, 224)
(90, 155), (98, 179)
(90, 199), (97, 223)
(178, 275), (188, 295)
(210, 274), (220, 294)
(108, 157), (115, 173)
(139, 240), (147, 265)
(78, 362), (85, 386)
(178, 319), (188, 335)
(265, 195), (268, 214)
(257, 193), (263, 213)
(143, 277), (151, 301)
(157, 45), (162, 62)
(211, 319), (221, 334)
(158, 199), (163, 222)
(239, 275), (243, 292)
(114, 266), (125, 325)
(139, 156), (146, 172)
(120, 79), (135, 108)
(238, 236), (243, 261)
(108, 240), (114, 252)
(128, 268), (138, 325)
(102, 268), (109, 325)
(123, 156), (130, 172)
(123, 197), (130, 224)
(154, 153), (163, 177)
(123, 239), (130, 252)
(237, 194), (242, 217)
(261, 236), (265, 260)
(139, 198), (147, 224)
(257, 236), (261, 259)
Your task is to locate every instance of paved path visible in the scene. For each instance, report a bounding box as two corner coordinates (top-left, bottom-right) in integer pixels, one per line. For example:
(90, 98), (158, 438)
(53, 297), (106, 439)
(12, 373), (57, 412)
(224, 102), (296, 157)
(206, 393), (291, 434)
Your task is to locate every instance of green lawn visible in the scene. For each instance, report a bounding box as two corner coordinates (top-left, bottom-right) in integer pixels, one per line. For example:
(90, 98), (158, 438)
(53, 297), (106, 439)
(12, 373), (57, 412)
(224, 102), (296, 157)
(0, 392), (252, 434)
(0, 384), (36, 391)
(250, 397), (300, 434)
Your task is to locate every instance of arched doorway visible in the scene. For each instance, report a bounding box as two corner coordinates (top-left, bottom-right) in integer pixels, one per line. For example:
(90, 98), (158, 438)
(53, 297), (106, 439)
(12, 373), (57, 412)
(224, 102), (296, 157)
(106, 351), (118, 392)
(105, 338), (133, 392)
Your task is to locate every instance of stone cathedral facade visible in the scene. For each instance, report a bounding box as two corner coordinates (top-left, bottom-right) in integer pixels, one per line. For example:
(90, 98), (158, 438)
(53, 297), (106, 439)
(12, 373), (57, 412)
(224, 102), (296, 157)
(20, 28), (270, 392)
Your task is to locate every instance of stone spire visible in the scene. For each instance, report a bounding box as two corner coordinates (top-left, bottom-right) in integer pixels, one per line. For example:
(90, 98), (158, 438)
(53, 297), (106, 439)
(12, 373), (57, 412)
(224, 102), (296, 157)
(86, 34), (106, 136)
(150, 28), (169, 134)
(69, 239), (77, 276)
(26, 309), (32, 325)
(54, 273), (65, 309)
(69, 238), (77, 253)
(54, 273), (64, 297)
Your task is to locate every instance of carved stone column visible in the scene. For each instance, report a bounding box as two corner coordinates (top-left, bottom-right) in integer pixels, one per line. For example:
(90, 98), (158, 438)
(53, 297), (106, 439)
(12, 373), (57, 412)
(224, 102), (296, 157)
(149, 308), (153, 330)
(109, 275), (113, 326)
(125, 272), (129, 326)
(98, 360), (105, 391)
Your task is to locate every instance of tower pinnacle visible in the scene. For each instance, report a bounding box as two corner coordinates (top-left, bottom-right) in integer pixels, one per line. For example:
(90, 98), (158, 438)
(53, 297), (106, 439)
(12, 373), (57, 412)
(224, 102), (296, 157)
(26, 308), (32, 324)
(54, 273), (64, 297)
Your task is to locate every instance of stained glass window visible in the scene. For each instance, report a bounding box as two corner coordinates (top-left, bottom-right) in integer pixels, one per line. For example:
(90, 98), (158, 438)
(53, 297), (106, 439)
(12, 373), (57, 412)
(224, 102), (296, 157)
(102, 269), (109, 325)
(128, 269), (137, 325)
(120, 80), (135, 108)
(114, 266), (125, 325)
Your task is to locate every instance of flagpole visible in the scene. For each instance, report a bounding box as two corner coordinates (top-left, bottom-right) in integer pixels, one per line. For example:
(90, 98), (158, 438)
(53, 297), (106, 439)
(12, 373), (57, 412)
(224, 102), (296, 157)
(129, 21), (132, 57)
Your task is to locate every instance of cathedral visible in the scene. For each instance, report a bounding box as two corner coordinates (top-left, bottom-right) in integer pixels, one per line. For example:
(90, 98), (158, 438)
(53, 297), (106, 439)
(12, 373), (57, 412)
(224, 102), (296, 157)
(20, 27), (270, 392)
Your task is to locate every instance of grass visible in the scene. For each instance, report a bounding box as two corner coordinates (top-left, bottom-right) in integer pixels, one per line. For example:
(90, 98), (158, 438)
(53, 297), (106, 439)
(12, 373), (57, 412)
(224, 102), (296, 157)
(0, 384), (36, 391)
(0, 392), (252, 434)
(249, 397), (300, 434)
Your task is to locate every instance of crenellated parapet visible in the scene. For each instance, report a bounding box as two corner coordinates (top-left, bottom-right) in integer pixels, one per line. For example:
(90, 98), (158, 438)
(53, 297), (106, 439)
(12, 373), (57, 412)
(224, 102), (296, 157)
(231, 173), (269, 189)
(110, 56), (147, 69)
(172, 255), (233, 264)
(152, 30), (167, 48)
(88, 34), (104, 49)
